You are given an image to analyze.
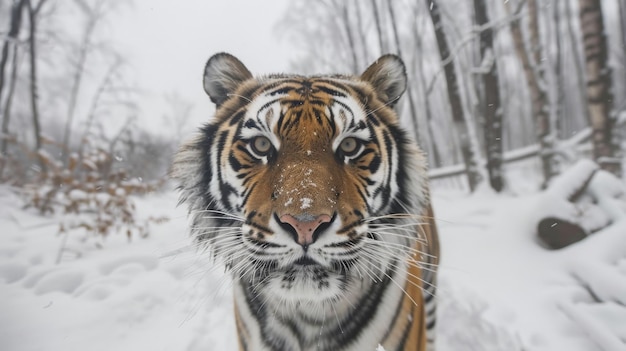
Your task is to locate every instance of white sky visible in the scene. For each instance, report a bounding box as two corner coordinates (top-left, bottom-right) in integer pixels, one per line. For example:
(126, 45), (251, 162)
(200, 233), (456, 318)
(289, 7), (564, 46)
(109, 0), (294, 137)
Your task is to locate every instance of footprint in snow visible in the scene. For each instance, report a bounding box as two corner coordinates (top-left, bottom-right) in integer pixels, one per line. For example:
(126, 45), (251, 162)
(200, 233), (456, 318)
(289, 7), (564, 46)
(98, 254), (158, 275)
(31, 269), (84, 295)
(0, 262), (28, 283)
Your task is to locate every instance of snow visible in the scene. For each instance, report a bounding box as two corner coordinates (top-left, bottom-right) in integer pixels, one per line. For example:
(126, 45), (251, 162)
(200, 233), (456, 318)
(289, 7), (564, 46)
(1, 170), (625, 350)
(300, 197), (312, 209)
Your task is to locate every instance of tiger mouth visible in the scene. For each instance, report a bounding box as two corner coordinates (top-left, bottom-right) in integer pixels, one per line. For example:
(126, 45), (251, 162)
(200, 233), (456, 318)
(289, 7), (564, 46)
(293, 256), (318, 266)
(249, 256), (354, 277)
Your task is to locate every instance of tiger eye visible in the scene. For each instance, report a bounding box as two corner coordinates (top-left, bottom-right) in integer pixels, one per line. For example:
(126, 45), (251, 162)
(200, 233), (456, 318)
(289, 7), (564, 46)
(339, 137), (359, 155)
(252, 136), (272, 155)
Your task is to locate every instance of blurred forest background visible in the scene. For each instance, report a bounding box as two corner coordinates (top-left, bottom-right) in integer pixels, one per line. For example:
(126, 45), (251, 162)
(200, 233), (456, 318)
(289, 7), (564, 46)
(0, 0), (625, 236)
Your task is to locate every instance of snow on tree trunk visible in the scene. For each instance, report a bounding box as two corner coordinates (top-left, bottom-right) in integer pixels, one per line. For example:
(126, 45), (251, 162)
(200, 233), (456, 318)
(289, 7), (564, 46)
(426, 0), (482, 192)
(473, 0), (504, 192)
(578, 0), (622, 177)
(551, 0), (564, 140)
(529, 0), (558, 185)
(506, 0), (558, 186)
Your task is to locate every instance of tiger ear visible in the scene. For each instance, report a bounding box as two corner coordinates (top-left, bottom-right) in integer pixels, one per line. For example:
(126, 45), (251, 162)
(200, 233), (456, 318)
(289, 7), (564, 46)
(203, 53), (253, 107)
(360, 54), (407, 107)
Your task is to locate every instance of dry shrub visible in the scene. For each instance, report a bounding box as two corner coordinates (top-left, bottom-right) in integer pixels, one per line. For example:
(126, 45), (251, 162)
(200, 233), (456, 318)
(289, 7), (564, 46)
(22, 145), (168, 241)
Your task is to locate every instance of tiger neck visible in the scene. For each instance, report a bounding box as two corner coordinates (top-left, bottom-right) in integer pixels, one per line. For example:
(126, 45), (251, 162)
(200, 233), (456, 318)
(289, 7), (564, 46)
(232, 262), (411, 351)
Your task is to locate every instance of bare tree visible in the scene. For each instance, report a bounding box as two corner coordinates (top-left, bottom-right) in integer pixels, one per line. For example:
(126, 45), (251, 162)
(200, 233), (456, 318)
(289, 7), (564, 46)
(474, 0), (504, 191)
(619, 0), (626, 104)
(426, 0), (482, 191)
(621, 0), (626, 63)
(77, 56), (123, 160)
(370, 0), (386, 55)
(506, 0), (557, 185)
(564, 0), (591, 131)
(386, 1), (421, 144)
(61, 0), (108, 163)
(339, 0), (359, 73)
(353, 0), (369, 65)
(579, 0), (621, 176)
(0, 0), (25, 105)
(0, 0), (26, 171)
(551, 0), (564, 138)
(162, 91), (194, 142)
(25, 0), (47, 170)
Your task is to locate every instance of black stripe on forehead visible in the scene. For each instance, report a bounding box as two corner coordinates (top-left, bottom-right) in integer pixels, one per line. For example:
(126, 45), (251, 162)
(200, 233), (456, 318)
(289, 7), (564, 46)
(315, 85), (346, 98)
(277, 109), (302, 133)
(256, 98), (282, 119)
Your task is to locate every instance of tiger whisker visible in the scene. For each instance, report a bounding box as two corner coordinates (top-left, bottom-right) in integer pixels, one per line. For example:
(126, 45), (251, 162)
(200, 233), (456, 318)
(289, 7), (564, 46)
(363, 213), (424, 221)
(359, 246), (439, 296)
(363, 237), (436, 260)
(361, 241), (440, 277)
(352, 252), (421, 307)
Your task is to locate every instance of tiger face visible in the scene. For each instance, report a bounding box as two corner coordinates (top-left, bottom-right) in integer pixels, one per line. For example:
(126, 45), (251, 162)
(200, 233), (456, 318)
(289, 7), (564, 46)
(173, 53), (434, 350)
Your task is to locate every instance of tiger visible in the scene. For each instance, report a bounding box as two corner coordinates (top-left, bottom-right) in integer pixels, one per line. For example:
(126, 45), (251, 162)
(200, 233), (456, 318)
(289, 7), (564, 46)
(172, 52), (440, 351)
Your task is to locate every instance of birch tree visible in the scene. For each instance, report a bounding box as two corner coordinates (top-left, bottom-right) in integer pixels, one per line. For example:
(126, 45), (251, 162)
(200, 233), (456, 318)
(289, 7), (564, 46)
(506, 0), (556, 185)
(426, 0), (482, 191)
(579, 0), (621, 176)
(564, 0), (591, 132)
(528, 0), (558, 183)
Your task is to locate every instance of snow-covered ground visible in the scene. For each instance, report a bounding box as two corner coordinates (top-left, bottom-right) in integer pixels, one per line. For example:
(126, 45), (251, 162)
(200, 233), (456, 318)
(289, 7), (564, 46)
(1, 177), (625, 351)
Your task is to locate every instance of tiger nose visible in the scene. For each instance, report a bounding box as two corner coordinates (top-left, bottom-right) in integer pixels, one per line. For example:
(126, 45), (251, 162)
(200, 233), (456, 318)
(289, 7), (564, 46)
(279, 214), (333, 248)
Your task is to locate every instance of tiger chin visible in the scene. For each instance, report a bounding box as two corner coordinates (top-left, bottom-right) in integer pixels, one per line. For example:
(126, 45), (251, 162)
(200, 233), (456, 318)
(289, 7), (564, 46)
(172, 53), (440, 351)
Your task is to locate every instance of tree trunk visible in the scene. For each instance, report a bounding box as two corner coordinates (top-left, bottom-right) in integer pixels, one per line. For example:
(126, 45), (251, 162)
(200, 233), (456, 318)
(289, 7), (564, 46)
(474, 0), (504, 192)
(617, 0), (626, 57)
(370, 0), (386, 55)
(579, 0), (621, 176)
(564, 0), (591, 130)
(411, 4), (440, 167)
(426, 0), (482, 191)
(528, 0), (557, 184)
(0, 0), (26, 115)
(619, 0), (626, 104)
(506, 0), (556, 186)
(354, 0), (369, 65)
(552, 0), (564, 139)
(0, 44), (20, 179)
(386, 0), (421, 144)
(62, 8), (99, 163)
(26, 0), (46, 171)
(1, 0), (26, 175)
(339, 1), (359, 73)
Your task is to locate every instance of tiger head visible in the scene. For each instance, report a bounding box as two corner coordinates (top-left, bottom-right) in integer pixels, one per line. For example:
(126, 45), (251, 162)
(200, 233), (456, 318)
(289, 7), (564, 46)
(173, 53), (428, 305)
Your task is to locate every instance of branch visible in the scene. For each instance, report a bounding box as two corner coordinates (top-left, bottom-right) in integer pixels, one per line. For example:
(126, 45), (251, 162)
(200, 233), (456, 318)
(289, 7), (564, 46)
(426, 0), (528, 95)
